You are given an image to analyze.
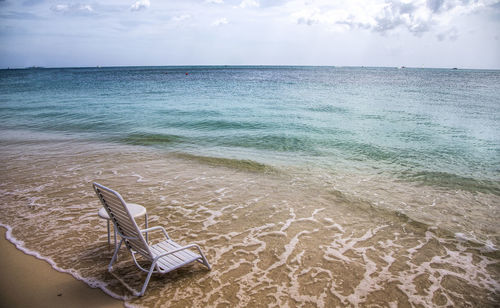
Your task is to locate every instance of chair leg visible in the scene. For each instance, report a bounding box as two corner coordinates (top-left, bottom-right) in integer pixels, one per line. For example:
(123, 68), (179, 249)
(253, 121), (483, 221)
(113, 224), (117, 249)
(108, 239), (123, 271)
(200, 255), (211, 270)
(145, 213), (148, 244)
(195, 247), (211, 270)
(106, 220), (111, 245)
(138, 261), (157, 296)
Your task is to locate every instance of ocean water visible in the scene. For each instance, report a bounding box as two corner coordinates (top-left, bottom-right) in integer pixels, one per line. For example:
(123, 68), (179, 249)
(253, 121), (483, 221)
(0, 66), (499, 306)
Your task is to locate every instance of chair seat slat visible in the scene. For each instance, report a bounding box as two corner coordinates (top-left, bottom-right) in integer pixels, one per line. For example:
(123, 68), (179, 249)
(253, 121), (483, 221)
(150, 241), (201, 272)
(156, 240), (200, 261)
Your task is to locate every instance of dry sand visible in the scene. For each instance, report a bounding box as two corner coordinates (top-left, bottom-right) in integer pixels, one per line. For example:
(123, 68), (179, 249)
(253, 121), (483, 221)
(0, 227), (123, 308)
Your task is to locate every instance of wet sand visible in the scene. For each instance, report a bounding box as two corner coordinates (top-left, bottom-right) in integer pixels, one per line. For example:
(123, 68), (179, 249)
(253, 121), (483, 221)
(0, 139), (498, 307)
(0, 228), (123, 308)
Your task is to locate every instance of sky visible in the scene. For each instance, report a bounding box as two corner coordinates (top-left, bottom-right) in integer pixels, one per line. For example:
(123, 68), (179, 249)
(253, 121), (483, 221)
(0, 0), (499, 69)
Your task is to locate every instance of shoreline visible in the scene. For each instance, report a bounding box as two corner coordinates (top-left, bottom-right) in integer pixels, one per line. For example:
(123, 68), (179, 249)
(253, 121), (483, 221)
(0, 227), (123, 308)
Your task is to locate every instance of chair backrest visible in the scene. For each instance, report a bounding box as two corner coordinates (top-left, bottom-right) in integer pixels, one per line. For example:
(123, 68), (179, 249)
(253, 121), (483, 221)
(93, 182), (152, 259)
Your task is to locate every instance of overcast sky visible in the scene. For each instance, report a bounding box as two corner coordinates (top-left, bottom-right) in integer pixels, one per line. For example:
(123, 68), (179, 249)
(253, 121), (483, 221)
(0, 0), (499, 68)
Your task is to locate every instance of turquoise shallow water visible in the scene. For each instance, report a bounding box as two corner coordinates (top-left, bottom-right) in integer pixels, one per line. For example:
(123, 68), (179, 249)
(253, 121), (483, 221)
(1, 66), (499, 193)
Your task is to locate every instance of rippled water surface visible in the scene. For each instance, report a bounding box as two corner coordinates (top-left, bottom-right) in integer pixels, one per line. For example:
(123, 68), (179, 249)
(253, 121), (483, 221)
(0, 66), (499, 306)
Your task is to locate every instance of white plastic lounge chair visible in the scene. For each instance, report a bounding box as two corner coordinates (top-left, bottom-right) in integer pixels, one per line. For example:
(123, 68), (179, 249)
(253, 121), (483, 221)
(92, 182), (211, 296)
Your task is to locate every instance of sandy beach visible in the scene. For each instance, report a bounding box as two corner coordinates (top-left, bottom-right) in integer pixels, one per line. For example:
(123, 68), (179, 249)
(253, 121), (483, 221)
(0, 227), (123, 308)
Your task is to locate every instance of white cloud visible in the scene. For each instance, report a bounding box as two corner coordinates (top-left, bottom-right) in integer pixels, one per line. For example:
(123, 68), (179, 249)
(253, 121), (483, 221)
(212, 17), (229, 26)
(291, 0), (495, 36)
(79, 4), (93, 12)
(172, 14), (191, 22)
(239, 0), (259, 9)
(205, 0), (224, 3)
(52, 4), (69, 12)
(51, 3), (94, 14)
(130, 0), (150, 11)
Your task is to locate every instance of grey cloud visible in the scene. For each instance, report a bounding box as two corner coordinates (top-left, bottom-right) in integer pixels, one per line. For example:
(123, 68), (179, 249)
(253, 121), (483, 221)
(373, 1), (430, 34)
(334, 15), (372, 30)
(368, 0), (476, 35)
(490, 1), (500, 19)
(427, 0), (445, 13)
(336, 20), (371, 30)
(398, 1), (417, 14)
(426, 0), (471, 13)
(437, 27), (459, 41)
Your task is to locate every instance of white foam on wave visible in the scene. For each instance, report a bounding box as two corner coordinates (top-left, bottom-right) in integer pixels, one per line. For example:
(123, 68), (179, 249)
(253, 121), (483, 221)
(215, 187), (227, 194)
(27, 196), (44, 208)
(481, 240), (497, 253)
(322, 217), (345, 233)
(131, 173), (146, 183)
(203, 205), (332, 307)
(455, 232), (498, 252)
(389, 230), (500, 307)
(322, 225), (392, 306)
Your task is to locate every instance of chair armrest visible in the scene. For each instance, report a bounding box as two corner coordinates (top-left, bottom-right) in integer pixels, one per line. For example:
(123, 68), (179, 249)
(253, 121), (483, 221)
(140, 226), (170, 240)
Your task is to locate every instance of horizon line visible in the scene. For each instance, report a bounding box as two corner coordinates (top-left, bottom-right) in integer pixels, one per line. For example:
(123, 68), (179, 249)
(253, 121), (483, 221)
(1, 64), (499, 71)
